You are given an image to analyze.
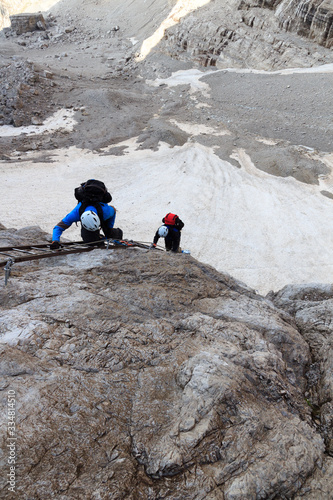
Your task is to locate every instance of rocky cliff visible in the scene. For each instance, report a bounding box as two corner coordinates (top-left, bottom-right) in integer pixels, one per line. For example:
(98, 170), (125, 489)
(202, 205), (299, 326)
(1, 226), (332, 499)
(151, 0), (332, 70)
(277, 0), (333, 48)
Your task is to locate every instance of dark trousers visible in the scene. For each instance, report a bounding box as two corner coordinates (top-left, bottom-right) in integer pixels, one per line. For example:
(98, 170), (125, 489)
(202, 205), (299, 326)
(165, 231), (181, 252)
(81, 227), (123, 243)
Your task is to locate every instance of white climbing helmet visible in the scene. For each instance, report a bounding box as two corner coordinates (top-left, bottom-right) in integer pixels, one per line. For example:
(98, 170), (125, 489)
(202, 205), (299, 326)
(158, 226), (169, 238)
(81, 210), (101, 231)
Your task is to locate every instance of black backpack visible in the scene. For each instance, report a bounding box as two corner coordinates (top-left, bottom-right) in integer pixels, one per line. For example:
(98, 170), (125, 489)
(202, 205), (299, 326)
(74, 179), (112, 204)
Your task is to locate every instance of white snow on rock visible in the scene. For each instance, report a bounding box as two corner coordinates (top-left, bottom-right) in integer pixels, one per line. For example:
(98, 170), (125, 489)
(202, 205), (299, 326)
(147, 69), (215, 96)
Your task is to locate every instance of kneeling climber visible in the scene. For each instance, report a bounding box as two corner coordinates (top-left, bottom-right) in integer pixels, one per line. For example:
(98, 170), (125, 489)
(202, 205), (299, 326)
(150, 212), (184, 253)
(50, 179), (123, 249)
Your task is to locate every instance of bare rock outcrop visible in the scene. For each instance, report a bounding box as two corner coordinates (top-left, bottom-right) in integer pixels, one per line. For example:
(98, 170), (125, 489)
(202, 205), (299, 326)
(9, 12), (46, 35)
(0, 1), (47, 31)
(276, 0), (333, 48)
(0, 227), (331, 498)
(158, 2), (331, 71)
(270, 283), (333, 454)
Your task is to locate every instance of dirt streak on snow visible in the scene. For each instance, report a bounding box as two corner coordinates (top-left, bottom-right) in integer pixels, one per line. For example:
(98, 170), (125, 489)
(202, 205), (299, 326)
(2, 138), (333, 294)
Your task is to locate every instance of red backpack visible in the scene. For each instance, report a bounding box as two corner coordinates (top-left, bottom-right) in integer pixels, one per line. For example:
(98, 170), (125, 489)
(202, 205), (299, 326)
(162, 213), (178, 225)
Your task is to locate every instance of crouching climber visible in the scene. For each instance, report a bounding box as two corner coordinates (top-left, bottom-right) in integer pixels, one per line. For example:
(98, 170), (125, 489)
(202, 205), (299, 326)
(50, 179), (123, 249)
(150, 213), (184, 253)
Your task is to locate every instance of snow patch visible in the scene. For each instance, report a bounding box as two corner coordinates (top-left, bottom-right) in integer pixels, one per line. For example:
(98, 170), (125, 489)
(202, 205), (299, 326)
(147, 69), (214, 96)
(147, 65), (333, 98)
(169, 119), (231, 136)
(2, 140), (333, 294)
(0, 109), (76, 138)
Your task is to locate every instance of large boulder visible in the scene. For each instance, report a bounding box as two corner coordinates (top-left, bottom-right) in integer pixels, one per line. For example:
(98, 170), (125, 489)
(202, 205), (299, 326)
(9, 12), (46, 35)
(0, 227), (330, 498)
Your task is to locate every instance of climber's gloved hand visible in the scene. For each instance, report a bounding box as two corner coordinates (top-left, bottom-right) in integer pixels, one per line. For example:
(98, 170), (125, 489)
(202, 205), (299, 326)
(149, 243), (156, 250)
(50, 241), (61, 250)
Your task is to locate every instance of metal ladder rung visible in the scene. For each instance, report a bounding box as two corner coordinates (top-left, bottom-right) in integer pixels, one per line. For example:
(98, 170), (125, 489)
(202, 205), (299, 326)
(11, 248), (35, 254)
(31, 247), (54, 252)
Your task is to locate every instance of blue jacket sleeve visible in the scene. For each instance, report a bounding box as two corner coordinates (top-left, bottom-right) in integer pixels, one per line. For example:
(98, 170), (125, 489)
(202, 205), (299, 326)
(52, 205), (81, 241)
(101, 204), (116, 228)
(52, 203), (116, 241)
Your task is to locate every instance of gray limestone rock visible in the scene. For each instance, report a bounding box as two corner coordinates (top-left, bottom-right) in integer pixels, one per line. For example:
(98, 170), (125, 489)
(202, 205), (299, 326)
(271, 283), (333, 468)
(0, 226), (330, 498)
(277, 0), (333, 48)
(0, 59), (54, 127)
(156, 0), (332, 71)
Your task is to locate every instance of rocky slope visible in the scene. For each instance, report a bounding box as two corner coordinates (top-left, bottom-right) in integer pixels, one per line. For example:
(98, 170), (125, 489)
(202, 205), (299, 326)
(0, 0), (332, 139)
(0, 226), (332, 499)
(135, 0), (332, 70)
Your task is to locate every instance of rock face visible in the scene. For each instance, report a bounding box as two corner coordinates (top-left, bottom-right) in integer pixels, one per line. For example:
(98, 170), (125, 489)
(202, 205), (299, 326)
(0, 1), (48, 30)
(158, 0), (331, 71)
(9, 13), (46, 35)
(0, 226), (332, 498)
(269, 283), (333, 498)
(277, 0), (333, 48)
(270, 284), (333, 455)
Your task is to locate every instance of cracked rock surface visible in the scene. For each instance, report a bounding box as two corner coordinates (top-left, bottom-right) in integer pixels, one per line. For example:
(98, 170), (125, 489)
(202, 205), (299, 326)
(0, 226), (332, 499)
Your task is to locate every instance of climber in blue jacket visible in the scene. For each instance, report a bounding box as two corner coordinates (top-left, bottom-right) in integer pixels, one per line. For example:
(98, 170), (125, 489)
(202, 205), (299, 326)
(50, 202), (122, 249)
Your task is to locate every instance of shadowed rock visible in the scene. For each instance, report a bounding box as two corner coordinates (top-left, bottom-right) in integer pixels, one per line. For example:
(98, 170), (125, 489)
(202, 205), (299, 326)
(271, 283), (333, 455)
